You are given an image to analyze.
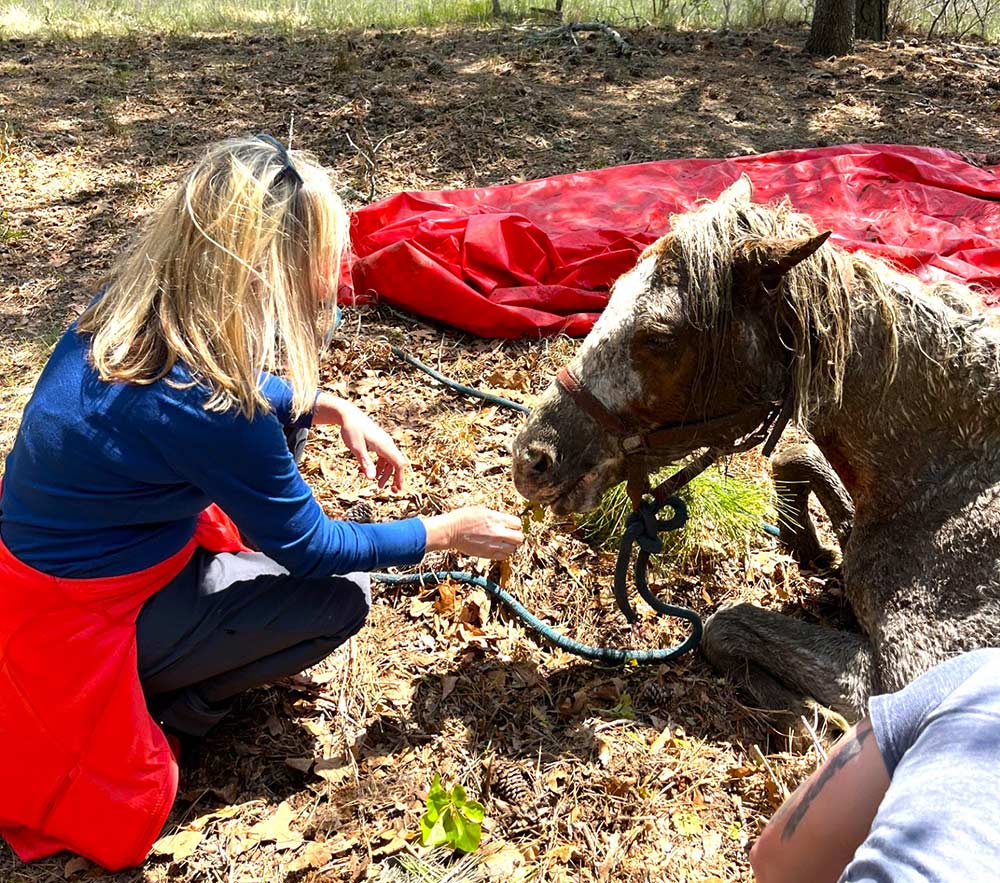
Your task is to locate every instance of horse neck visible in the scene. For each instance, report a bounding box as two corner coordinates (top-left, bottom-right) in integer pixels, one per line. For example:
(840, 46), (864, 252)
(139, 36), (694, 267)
(805, 286), (1000, 515)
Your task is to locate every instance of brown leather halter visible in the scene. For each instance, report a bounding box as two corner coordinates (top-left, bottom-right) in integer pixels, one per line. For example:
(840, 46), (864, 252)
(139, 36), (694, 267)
(555, 365), (792, 510)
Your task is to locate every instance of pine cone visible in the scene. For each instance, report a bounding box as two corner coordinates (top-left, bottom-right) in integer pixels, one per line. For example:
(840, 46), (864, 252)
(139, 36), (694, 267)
(641, 680), (673, 709)
(491, 763), (533, 807)
(344, 501), (375, 523)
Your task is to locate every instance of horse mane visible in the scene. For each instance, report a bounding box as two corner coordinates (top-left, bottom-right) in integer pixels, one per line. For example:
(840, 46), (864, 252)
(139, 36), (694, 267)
(664, 187), (983, 423)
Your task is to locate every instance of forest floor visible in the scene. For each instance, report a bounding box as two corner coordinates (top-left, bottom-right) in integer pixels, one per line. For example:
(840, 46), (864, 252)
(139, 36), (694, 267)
(2, 20), (999, 883)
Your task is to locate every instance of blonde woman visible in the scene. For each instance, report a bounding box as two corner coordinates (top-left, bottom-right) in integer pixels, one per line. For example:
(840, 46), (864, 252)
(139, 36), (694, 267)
(0, 135), (523, 869)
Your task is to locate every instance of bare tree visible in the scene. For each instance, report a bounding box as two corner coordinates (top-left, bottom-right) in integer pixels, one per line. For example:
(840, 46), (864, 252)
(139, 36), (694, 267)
(855, 0), (888, 38)
(807, 0), (855, 55)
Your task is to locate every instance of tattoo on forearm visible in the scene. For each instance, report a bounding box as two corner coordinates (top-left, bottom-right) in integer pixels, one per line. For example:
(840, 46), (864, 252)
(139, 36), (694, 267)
(779, 721), (873, 842)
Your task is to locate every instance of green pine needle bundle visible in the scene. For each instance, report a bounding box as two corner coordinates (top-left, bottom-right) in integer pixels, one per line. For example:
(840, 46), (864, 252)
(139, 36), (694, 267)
(578, 462), (773, 566)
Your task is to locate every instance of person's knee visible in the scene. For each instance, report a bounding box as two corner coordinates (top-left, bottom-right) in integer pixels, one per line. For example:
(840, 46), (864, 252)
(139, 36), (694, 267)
(312, 572), (371, 641)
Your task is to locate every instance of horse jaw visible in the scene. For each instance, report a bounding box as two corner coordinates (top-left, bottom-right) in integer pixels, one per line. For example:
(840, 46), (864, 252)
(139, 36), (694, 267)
(512, 257), (654, 513)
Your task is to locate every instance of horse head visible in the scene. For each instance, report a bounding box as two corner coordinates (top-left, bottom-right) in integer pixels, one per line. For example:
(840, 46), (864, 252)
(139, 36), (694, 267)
(513, 176), (833, 513)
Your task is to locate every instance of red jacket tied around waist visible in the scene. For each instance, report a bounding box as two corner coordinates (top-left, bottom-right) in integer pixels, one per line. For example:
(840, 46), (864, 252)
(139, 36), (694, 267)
(0, 504), (245, 870)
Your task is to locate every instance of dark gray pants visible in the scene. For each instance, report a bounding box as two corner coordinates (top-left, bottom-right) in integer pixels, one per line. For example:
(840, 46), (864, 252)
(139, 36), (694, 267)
(136, 551), (370, 736)
(136, 428), (370, 737)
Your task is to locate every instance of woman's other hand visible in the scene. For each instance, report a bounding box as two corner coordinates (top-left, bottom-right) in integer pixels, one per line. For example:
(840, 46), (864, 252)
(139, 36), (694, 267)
(315, 394), (408, 492)
(421, 506), (525, 560)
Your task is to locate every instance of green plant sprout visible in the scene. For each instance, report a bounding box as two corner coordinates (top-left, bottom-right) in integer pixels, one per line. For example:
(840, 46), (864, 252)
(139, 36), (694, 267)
(419, 774), (486, 854)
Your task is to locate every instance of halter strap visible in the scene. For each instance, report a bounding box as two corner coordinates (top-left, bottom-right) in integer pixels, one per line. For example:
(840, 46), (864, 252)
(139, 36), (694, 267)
(555, 366), (630, 435)
(555, 364), (792, 510)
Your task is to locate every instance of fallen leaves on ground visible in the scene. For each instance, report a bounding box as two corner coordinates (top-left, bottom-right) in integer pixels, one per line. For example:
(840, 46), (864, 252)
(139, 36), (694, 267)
(151, 830), (203, 861)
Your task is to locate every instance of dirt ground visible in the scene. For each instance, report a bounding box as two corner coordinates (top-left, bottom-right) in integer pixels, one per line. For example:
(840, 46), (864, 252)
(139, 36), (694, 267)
(2, 20), (999, 883)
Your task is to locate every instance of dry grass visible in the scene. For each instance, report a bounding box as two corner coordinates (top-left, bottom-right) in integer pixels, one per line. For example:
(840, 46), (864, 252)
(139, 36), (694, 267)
(3, 0), (1000, 40)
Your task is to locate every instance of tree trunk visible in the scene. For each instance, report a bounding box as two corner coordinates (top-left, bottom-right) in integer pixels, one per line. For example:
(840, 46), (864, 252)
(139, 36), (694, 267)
(491, 0), (502, 16)
(854, 0), (888, 40)
(806, 0), (855, 55)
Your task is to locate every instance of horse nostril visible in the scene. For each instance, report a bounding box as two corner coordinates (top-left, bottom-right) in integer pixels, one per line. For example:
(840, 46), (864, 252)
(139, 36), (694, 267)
(529, 448), (553, 475)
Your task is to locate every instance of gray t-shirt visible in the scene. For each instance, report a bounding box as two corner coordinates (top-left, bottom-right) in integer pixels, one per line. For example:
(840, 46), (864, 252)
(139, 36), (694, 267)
(840, 648), (1000, 882)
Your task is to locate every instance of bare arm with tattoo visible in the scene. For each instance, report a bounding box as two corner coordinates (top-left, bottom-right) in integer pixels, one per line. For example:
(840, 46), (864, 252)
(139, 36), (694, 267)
(750, 720), (890, 883)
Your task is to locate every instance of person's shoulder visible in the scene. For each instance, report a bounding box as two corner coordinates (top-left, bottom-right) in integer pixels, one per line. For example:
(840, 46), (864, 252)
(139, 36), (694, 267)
(934, 648), (1000, 688)
(146, 370), (231, 425)
(936, 648), (1000, 709)
(147, 369), (285, 445)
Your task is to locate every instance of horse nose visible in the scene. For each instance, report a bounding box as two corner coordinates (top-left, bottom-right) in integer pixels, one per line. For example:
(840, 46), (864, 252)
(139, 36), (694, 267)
(525, 444), (555, 477)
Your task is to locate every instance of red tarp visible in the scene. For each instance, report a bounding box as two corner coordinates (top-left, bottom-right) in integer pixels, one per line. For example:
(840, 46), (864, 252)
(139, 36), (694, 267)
(344, 144), (1000, 339)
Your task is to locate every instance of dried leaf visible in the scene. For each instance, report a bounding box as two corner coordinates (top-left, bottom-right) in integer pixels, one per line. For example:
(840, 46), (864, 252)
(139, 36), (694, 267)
(287, 841), (334, 872)
(190, 803), (242, 831)
(245, 801), (303, 851)
(383, 679), (415, 707)
(544, 767), (569, 793)
(596, 736), (612, 768)
(408, 597), (434, 618)
(483, 845), (526, 876)
(671, 810), (702, 836)
(497, 558), (512, 585)
(434, 581), (458, 616)
(286, 757), (314, 774)
(596, 831), (621, 880)
(266, 714), (283, 736)
(459, 589), (490, 626)
(314, 757), (353, 785)
(486, 367), (531, 392)
(63, 855), (89, 877)
(326, 835), (359, 855)
(371, 834), (407, 858)
(151, 830), (203, 861)
(649, 726), (672, 753)
(556, 688), (588, 718)
(546, 842), (582, 862)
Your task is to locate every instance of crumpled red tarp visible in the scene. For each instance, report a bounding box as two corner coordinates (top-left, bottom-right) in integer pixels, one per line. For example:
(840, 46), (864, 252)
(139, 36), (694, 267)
(344, 144), (1000, 339)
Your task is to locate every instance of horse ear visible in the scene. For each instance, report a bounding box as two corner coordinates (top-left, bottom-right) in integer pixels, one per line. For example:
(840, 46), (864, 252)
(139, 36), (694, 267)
(736, 231), (832, 291)
(717, 174), (753, 204)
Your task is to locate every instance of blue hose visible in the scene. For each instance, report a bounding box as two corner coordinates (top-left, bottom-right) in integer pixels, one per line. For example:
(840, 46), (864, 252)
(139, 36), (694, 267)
(372, 571), (694, 664)
(389, 346), (530, 413)
(381, 342), (783, 665)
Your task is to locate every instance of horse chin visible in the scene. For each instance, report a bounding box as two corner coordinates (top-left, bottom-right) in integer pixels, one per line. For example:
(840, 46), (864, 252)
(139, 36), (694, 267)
(547, 459), (623, 516)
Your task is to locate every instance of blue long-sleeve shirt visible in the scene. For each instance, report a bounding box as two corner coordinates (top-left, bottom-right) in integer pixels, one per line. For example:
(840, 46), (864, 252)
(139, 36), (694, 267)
(0, 326), (426, 578)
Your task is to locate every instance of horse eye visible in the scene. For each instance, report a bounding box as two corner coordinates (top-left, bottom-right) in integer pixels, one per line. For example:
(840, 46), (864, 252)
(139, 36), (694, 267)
(640, 329), (677, 349)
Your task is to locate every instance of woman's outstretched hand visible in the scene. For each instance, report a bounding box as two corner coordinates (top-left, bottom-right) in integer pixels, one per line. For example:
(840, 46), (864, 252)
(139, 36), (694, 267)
(315, 394), (408, 492)
(421, 506), (525, 560)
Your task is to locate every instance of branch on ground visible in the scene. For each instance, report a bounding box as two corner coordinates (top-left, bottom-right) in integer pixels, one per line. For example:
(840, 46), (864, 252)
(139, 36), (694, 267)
(530, 21), (631, 56)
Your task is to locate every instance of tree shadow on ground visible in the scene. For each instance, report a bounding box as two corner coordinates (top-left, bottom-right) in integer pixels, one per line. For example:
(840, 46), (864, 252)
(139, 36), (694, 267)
(4, 23), (989, 353)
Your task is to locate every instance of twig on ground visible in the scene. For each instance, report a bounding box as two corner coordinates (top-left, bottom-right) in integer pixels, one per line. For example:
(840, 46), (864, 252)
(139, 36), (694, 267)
(858, 87), (933, 106)
(345, 127), (408, 202)
(753, 744), (790, 800)
(800, 712), (829, 764)
(345, 131), (376, 202)
(529, 21), (631, 56)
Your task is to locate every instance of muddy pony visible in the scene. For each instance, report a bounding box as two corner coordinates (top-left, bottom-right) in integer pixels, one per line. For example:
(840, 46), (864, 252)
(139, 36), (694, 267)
(512, 176), (1000, 722)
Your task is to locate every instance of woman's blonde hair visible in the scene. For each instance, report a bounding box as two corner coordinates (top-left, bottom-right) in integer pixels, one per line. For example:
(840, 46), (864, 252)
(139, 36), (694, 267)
(77, 135), (348, 419)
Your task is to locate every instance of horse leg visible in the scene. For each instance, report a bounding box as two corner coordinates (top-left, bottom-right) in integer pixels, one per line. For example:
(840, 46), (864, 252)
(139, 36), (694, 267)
(701, 603), (874, 722)
(771, 442), (854, 568)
